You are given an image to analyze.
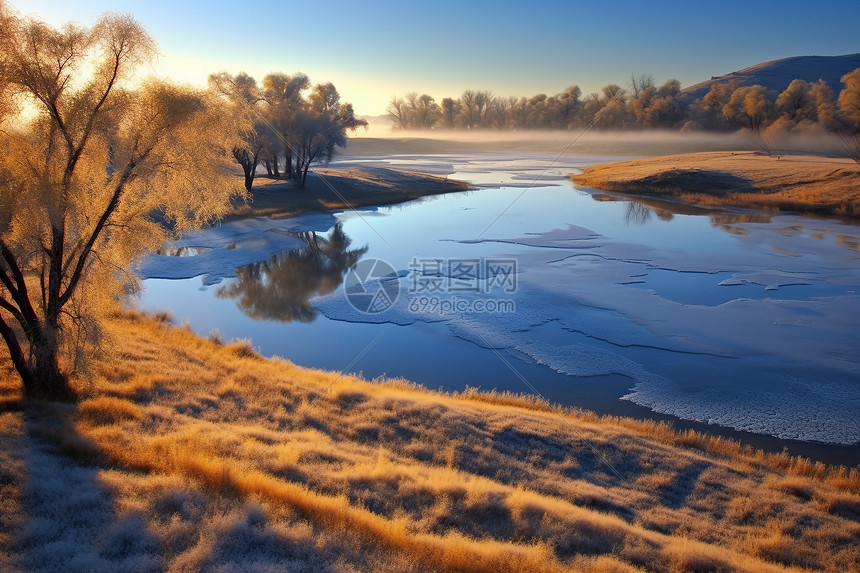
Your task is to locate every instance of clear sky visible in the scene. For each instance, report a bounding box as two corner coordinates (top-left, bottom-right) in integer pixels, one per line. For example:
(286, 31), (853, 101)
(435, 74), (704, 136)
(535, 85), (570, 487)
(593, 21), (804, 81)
(6, 0), (859, 116)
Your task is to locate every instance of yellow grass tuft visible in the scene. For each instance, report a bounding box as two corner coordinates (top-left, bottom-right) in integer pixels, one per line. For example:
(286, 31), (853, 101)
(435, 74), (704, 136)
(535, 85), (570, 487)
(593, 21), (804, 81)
(77, 396), (143, 425)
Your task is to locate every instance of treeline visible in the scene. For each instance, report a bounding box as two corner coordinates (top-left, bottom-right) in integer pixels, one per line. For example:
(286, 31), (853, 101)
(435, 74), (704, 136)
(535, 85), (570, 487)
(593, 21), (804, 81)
(211, 72), (367, 190)
(387, 70), (860, 158)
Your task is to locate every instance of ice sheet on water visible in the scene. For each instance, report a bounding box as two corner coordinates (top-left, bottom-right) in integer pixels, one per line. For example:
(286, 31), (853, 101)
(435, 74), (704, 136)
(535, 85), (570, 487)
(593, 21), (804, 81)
(717, 271), (813, 290)
(313, 217), (860, 444)
(624, 373), (860, 445)
(137, 214), (335, 282)
(516, 340), (660, 380)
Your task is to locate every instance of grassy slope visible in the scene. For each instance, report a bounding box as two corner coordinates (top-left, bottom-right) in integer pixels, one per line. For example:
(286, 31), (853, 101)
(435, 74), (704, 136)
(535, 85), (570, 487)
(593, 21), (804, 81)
(571, 151), (860, 218)
(1, 313), (859, 572)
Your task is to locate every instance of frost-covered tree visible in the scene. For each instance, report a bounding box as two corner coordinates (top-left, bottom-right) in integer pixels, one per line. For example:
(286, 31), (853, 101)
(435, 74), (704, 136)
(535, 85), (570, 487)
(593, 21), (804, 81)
(293, 83), (367, 186)
(407, 93), (441, 129)
(209, 72), (270, 191)
(593, 84), (630, 128)
(439, 97), (459, 129)
(0, 6), (245, 397)
(724, 85), (776, 132)
(262, 72), (310, 179)
(775, 79), (815, 125)
(839, 68), (860, 163)
(810, 79), (839, 131)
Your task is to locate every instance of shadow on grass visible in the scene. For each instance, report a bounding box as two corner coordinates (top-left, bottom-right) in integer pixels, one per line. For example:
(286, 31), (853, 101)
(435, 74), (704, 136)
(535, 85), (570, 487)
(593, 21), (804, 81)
(14, 400), (161, 572)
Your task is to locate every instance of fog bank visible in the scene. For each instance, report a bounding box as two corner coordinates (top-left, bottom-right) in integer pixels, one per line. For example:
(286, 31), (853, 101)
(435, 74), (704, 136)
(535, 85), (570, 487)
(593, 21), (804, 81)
(347, 127), (848, 158)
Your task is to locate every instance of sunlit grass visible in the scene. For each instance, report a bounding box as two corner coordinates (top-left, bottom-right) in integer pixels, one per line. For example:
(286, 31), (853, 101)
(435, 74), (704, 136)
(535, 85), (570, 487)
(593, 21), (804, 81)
(0, 311), (858, 571)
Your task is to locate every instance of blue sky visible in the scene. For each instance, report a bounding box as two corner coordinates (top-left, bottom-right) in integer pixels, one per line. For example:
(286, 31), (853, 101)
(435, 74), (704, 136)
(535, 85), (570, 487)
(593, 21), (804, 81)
(6, 0), (859, 115)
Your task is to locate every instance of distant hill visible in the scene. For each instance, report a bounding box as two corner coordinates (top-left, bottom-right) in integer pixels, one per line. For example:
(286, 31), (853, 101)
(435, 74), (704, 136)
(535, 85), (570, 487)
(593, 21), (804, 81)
(681, 53), (860, 101)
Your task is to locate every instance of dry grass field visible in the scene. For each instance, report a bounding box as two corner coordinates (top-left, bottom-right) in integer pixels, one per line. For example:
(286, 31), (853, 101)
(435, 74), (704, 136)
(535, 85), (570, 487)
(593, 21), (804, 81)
(1, 312), (858, 572)
(571, 151), (860, 218)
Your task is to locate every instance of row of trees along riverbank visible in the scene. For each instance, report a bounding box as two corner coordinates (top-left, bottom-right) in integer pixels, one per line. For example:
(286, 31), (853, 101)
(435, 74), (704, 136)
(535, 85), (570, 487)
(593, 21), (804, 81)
(387, 72), (860, 161)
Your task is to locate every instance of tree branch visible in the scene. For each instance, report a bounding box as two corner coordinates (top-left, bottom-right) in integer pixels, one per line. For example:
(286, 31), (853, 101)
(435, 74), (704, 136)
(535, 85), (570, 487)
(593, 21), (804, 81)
(0, 239), (40, 329)
(62, 46), (124, 192)
(57, 147), (149, 308)
(0, 310), (32, 388)
(0, 293), (26, 328)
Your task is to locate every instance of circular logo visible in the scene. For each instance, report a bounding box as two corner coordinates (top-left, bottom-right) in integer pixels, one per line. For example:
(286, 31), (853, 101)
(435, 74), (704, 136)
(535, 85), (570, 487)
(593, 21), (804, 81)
(344, 258), (400, 313)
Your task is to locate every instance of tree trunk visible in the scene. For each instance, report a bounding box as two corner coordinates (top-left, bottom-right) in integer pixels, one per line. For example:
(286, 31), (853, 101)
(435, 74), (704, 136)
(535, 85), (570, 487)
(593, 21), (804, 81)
(300, 164), (310, 187)
(0, 315), (35, 391)
(28, 322), (74, 400)
(32, 337), (72, 399)
(233, 148), (256, 191)
(0, 314), (74, 400)
(284, 149), (293, 180)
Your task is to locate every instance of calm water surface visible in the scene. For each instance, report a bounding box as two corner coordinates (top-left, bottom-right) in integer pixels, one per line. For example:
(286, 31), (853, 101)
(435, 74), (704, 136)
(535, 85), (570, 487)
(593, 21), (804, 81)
(138, 154), (860, 465)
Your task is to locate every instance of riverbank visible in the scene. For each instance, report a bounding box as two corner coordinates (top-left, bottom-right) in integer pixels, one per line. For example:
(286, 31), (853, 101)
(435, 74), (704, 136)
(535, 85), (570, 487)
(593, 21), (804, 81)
(230, 165), (470, 219)
(0, 312), (858, 572)
(571, 151), (860, 218)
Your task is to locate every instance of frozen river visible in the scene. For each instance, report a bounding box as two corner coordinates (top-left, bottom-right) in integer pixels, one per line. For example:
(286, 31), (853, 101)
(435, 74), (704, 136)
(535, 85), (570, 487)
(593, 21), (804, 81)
(138, 152), (860, 464)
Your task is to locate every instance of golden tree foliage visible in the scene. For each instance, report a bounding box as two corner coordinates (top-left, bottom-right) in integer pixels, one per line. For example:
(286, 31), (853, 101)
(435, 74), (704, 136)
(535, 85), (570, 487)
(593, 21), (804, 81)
(839, 68), (860, 163)
(0, 3), (246, 396)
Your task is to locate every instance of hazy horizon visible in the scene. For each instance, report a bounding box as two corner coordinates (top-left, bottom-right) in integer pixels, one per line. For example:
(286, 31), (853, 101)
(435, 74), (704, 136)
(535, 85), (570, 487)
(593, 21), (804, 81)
(5, 0), (859, 116)
(342, 125), (849, 158)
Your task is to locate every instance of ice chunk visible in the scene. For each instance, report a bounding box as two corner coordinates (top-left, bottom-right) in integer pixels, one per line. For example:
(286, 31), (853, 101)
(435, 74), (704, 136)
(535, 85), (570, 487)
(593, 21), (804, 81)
(137, 214), (336, 281)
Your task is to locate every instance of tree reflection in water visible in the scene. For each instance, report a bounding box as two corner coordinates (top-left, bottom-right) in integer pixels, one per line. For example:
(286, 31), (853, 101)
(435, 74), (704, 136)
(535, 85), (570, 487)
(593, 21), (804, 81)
(216, 223), (368, 322)
(596, 193), (772, 232)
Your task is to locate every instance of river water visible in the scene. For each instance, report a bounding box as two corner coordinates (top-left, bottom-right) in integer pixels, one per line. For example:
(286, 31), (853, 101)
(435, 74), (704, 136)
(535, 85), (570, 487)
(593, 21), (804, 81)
(137, 152), (860, 465)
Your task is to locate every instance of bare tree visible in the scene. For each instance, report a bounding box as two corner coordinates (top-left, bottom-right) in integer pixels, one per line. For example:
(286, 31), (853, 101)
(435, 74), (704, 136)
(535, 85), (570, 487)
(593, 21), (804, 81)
(0, 9), (245, 397)
(387, 95), (409, 129)
(631, 73), (655, 97)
